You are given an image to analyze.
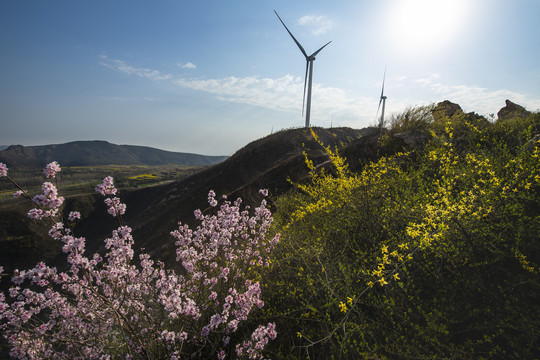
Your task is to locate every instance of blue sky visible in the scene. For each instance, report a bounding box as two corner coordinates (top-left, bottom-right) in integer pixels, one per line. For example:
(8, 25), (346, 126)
(1, 0), (539, 155)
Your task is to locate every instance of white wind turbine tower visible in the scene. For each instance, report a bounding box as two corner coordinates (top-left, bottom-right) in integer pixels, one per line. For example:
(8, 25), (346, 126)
(274, 10), (331, 128)
(376, 68), (388, 128)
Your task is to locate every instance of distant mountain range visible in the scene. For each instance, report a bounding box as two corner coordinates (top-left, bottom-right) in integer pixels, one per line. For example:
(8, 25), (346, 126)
(0, 141), (227, 168)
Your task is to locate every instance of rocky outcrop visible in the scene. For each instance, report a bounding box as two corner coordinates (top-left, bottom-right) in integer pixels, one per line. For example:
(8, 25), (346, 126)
(497, 100), (531, 121)
(432, 100), (463, 121)
(432, 100), (487, 123)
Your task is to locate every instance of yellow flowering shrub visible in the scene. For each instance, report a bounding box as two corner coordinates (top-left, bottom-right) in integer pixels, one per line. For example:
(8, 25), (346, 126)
(263, 112), (540, 359)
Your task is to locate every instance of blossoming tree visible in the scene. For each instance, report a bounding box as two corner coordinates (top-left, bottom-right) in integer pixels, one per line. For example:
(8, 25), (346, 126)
(0, 161), (278, 359)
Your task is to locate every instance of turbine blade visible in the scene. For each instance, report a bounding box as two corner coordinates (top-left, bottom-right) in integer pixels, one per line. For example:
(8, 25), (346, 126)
(302, 61), (309, 116)
(310, 41), (332, 58)
(376, 98), (382, 119)
(274, 10), (309, 58)
(380, 66), (387, 99)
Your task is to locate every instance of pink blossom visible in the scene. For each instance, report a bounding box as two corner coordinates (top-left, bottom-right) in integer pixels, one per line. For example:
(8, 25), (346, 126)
(42, 181), (57, 196)
(27, 208), (44, 220)
(30, 182), (64, 210)
(227, 319), (239, 333)
(104, 197), (126, 216)
(201, 326), (210, 337)
(177, 331), (188, 342)
(13, 190), (24, 197)
(235, 323), (277, 359)
(12, 271), (25, 285)
(95, 176), (117, 195)
(161, 329), (176, 343)
(0, 162), (8, 177)
(49, 196), (65, 209)
(48, 222), (64, 240)
(68, 211), (81, 221)
(209, 313), (223, 329)
(32, 194), (47, 206)
(219, 267), (230, 279)
(208, 190), (218, 207)
(43, 161), (61, 178)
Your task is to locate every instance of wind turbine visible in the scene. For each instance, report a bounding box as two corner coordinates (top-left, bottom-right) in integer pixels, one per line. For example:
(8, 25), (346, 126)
(376, 68), (387, 128)
(274, 10), (331, 128)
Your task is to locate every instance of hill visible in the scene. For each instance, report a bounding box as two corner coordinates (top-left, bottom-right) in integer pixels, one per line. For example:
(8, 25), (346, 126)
(0, 140), (227, 168)
(73, 127), (371, 259)
(0, 127), (370, 268)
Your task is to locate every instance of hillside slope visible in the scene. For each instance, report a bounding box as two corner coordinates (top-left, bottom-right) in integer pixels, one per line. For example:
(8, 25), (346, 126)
(74, 127), (372, 259)
(1, 127), (371, 270)
(0, 140), (227, 168)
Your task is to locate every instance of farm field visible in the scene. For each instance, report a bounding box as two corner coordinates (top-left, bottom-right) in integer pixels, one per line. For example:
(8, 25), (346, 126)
(0, 164), (207, 208)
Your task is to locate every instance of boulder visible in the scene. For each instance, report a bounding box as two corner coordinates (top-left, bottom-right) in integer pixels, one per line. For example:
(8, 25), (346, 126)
(432, 100), (488, 124)
(432, 100), (463, 121)
(497, 100), (531, 121)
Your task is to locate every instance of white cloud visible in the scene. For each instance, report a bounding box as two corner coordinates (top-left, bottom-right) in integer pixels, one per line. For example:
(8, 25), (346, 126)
(178, 62), (197, 69)
(298, 15), (333, 36)
(175, 75), (300, 112)
(99, 55), (172, 81)
(415, 73), (441, 86)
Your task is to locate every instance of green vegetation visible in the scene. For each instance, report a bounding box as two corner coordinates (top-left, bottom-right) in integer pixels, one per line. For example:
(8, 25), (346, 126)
(261, 110), (540, 358)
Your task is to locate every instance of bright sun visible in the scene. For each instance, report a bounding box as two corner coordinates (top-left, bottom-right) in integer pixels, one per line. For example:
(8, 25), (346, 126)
(387, 0), (470, 54)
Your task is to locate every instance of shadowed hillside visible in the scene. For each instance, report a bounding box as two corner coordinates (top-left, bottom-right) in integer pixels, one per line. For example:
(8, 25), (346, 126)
(75, 127), (371, 260)
(0, 127), (370, 271)
(0, 140), (227, 168)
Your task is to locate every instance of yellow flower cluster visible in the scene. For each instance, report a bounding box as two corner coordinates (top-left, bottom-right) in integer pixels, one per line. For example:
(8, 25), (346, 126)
(515, 250), (539, 274)
(370, 243), (404, 287)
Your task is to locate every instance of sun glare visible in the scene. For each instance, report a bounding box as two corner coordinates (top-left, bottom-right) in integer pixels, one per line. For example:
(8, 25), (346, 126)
(386, 0), (470, 55)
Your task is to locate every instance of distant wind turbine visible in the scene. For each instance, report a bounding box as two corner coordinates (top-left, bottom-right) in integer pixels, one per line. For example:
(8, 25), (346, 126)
(274, 10), (331, 128)
(376, 68), (387, 128)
